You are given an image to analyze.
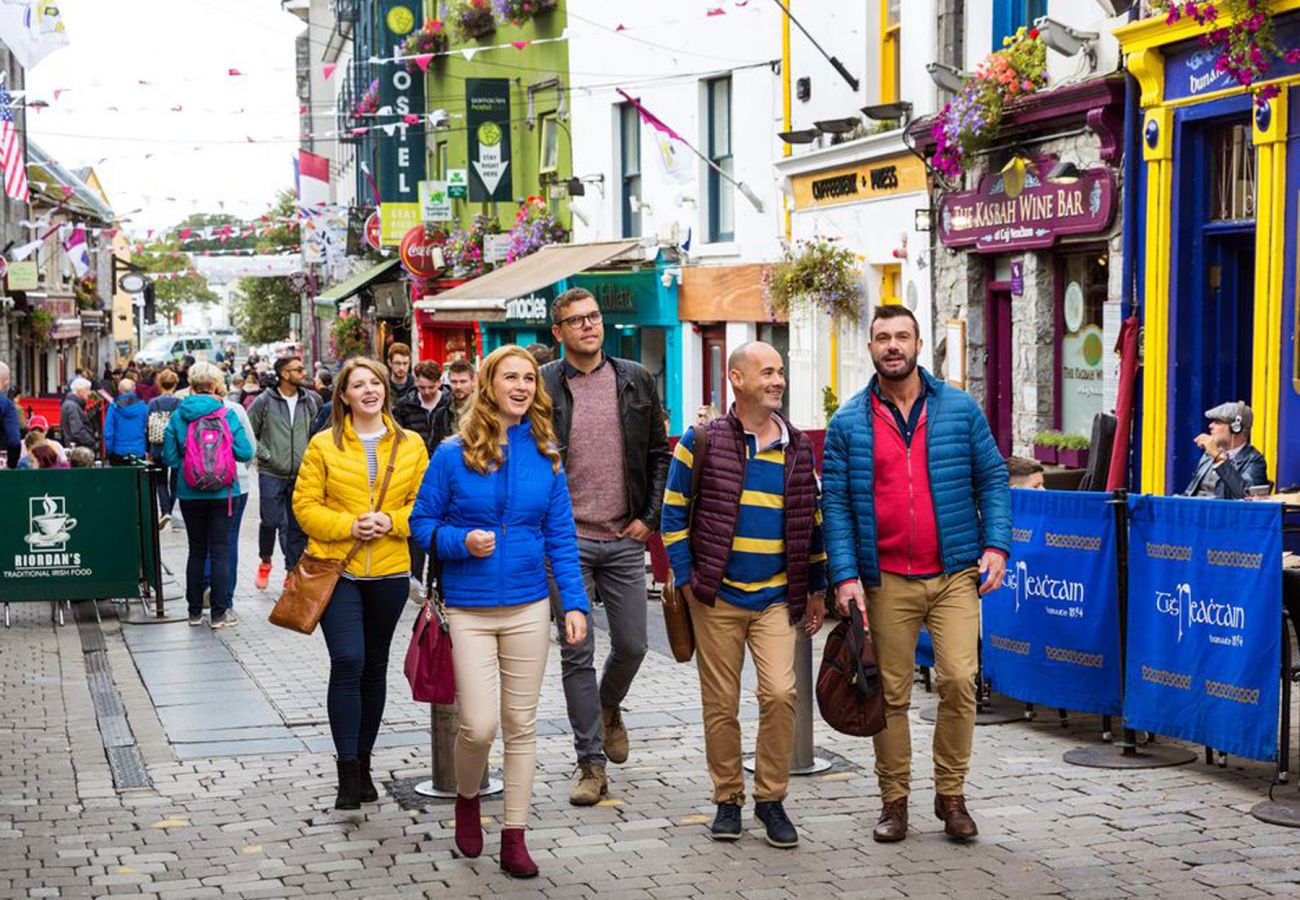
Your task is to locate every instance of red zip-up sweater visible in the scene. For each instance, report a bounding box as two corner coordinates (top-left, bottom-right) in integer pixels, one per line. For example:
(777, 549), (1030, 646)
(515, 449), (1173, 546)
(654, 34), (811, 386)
(871, 391), (943, 577)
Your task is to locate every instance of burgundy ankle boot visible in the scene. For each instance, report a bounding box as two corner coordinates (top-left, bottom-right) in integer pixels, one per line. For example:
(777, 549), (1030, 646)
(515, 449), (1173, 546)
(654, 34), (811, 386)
(499, 828), (538, 878)
(453, 794), (483, 858)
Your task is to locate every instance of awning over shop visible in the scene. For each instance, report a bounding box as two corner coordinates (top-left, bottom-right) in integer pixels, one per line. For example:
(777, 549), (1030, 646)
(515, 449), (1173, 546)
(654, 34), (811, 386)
(314, 258), (400, 307)
(414, 240), (645, 318)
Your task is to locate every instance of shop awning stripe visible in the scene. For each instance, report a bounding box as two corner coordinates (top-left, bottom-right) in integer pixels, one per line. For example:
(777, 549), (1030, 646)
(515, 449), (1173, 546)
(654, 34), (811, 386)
(316, 258), (401, 303)
(427, 240), (645, 304)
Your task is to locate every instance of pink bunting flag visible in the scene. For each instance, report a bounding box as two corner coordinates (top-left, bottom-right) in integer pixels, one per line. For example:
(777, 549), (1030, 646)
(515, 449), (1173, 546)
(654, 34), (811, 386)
(706, 7), (725, 15)
(351, 126), (369, 135)
(171, 105), (182, 112)
(53, 88), (66, 100)
(323, 63), (338, 80)
(403, 113), (420, 125)
(228, 68), (243, 76)
(511, 40), (529, 49)
(616, 23), (626, 30)
(61, 185), (73, 199)
(414, 53), (434, 71)
(179, 227), (192, 240)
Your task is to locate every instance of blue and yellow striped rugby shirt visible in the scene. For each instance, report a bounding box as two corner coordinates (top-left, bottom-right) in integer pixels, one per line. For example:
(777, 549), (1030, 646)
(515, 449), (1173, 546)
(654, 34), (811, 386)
(661, 421), (828, 611)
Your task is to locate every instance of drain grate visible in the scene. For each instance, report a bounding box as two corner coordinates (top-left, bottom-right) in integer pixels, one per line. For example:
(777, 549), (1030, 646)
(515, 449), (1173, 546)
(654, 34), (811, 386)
(73, 602), (153, 791)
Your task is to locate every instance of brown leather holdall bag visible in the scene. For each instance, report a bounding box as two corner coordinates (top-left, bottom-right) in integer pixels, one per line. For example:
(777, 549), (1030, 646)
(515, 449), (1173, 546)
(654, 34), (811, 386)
(660, 424), (708, 663)
(816, 604), (886, 737)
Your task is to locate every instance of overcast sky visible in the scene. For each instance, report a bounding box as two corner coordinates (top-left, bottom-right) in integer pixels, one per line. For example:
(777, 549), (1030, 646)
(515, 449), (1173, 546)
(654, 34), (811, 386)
(25, 0), (303, 235)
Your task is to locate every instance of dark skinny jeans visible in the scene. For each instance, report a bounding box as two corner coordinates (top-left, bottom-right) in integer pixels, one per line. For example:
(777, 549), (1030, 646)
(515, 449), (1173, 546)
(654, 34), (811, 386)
(178, 498), (233, 620)
(319, 575), (409, 760)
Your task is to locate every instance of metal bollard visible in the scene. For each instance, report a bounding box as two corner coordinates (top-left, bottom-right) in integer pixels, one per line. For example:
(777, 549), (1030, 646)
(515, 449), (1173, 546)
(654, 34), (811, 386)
(746, 626), (831, 775)
(415, 704), (502, 798)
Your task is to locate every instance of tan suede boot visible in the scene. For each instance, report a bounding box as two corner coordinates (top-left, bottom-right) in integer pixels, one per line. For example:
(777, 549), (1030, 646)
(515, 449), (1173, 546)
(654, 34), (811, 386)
(568, 762), (608, 806)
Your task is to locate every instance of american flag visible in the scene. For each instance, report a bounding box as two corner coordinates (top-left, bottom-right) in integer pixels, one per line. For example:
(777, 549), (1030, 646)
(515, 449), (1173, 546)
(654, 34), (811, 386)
(0, 81), (28, 203)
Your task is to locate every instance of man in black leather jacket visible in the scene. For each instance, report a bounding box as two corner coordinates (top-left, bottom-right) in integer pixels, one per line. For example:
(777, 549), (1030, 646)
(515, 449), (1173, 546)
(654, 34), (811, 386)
(1184, 401), (1269, 499)
(541, 287), (670, 806)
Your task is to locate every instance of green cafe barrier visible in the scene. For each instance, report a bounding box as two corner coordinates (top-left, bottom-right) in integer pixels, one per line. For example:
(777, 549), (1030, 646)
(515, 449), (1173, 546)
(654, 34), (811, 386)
(0, 465), (164, 625)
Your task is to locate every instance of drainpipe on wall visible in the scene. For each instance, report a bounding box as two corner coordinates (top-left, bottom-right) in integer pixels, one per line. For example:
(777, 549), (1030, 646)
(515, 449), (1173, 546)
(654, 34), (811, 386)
(1119, 4), (1142, 489)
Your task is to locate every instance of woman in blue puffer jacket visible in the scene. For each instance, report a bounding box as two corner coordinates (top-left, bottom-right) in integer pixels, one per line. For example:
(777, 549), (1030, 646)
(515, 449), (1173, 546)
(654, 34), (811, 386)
(410, 344), (587, 879)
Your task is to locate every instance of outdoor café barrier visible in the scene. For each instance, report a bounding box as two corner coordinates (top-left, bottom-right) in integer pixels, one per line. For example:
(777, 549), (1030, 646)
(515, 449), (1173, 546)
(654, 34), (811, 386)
(977, 488), (1285, 776)
(0, 464), (165, 625)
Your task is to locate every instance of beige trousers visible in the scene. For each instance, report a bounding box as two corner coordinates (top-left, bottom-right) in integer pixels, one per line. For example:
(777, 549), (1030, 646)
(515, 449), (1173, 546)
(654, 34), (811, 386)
(867, 568), (981, 802)
(688, 596), (797, 805)
(445, 599), (550, 828)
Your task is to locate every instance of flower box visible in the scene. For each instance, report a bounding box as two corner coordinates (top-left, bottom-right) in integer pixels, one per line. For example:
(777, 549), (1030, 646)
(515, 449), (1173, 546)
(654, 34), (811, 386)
(1058, 447), (1089, 469)
(453, 0), (495, 41)
(1032, 443), (1058, 465)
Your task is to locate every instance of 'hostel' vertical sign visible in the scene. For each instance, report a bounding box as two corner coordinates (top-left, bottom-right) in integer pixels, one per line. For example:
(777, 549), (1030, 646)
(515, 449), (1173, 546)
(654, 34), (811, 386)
(378, 0), (426, 245)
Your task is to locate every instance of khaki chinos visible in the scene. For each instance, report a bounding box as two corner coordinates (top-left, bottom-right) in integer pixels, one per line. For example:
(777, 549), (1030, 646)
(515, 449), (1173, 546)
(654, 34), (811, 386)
(867, 567), (981, 803)
(687, 595), (797, 805)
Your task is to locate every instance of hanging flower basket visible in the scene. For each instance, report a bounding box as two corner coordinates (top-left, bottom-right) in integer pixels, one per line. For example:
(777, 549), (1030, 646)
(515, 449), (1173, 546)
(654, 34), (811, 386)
(330, 316), (369, 361)
(493, 0), (556, 25)
(930, 27), (1047, 180)
(764, 239), (866, 324)
(452, 0), (496, 41)
(505, 196), (568, 264)
(74, 276), (99, 311)
(445, 214), (500, 279)
(1150, 0), (1300, 105)
(402, 20), (449, 69)
(27, 307), (53, 346)
(353, 78), (380, 118)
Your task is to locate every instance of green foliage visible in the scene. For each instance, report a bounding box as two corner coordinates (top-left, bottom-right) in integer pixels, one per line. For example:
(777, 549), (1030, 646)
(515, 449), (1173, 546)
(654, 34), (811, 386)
(823, 385), (840, 424)
(1032, 430), (1065, 448)
(1059, 433), (1091, 451)
(137, 244), (217, 322)
(331, 317), (369, 361)
(232, 190), (301, 345)
(766, 240), (865, 324)
(27, 308), (53, 345)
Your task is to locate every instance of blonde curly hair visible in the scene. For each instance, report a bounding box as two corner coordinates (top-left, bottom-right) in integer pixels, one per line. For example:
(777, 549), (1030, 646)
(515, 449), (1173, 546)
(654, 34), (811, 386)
(459, 345), (561, 474)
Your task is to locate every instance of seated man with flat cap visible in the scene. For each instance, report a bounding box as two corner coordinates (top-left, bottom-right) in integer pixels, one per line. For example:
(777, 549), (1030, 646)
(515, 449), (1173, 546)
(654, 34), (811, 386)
(1183, 401), (1268, 499)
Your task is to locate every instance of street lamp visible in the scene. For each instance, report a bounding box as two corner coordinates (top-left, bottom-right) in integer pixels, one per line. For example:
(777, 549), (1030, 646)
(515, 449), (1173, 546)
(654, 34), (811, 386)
(1093, 0), (1137, 15)
(814, 117), (860, 136)
(777, 129), (820, 145)
(1048, 160), (1082, 184)
(926, 62), (969, 93)
(861, 101), (913, 123)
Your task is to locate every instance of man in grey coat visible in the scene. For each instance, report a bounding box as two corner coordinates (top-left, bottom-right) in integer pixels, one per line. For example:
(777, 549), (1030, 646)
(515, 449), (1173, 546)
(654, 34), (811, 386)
(60, 377), (98, 452)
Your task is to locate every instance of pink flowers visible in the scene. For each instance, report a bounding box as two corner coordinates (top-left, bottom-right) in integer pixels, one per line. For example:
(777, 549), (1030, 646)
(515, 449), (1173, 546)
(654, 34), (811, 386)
(1154, 0), (1297, 105)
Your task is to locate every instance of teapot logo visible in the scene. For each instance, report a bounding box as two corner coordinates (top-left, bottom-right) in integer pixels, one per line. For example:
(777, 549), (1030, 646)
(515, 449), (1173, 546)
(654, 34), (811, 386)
(26, 494), (77, 552)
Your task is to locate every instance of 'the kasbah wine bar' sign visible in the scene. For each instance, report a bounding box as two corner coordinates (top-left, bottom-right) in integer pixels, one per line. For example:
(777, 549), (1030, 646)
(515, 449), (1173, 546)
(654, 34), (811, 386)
(938, 158), (1116, 252)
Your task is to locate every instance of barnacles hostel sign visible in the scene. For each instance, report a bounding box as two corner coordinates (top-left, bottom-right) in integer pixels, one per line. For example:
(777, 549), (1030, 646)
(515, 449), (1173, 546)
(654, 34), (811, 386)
(938, 158), (1116, 252)
(466, 79), (513, 203)
(378, 0), (426, 246)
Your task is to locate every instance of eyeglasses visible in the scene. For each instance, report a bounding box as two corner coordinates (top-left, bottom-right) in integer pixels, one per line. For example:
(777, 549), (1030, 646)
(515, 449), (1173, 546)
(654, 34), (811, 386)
(557, 310), (603, 329)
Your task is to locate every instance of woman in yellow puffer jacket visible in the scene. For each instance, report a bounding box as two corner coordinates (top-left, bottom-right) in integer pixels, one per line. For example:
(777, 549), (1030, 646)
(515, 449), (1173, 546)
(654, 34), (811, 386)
(292, 356), (429, 811)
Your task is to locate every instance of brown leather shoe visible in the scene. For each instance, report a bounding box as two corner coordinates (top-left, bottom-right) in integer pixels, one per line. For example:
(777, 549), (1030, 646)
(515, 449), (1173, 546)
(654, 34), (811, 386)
(872, 797), (908, 843)
(934, 793), (978, 840)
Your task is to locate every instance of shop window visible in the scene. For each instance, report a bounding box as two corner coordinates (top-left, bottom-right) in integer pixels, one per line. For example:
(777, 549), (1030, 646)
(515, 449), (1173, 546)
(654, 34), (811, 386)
(706, 76), (734, 243)
(1210, 123), (1256, 222)
(992, 0), (1048, 49)
(1058, 253), (1108, 438)
(880, 0), (900, 104)
(538, 113), (560, 175)
(620, 102), (642, 238)
(880, 265), (902, 305)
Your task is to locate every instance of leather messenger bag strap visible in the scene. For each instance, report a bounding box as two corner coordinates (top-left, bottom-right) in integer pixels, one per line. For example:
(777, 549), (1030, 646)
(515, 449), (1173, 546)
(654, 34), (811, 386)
(338, 433), (402, 570)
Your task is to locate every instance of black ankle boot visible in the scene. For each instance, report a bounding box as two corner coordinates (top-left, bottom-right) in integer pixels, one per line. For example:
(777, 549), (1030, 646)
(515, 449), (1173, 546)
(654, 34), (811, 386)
(357, 752), (379, 803)
(335, 758), (361, 810)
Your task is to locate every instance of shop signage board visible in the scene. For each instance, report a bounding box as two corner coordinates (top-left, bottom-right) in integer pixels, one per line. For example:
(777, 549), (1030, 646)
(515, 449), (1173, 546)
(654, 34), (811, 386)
(569, 269), (660, 322)
(447, 169), (468, 199)
(791, 151), (926, 211)
(1009, 260), (1024, 296)
(504, 287), (555, 324)
(938, 159), (1116, 252)
(0, 469), (146, 602)
(6, 260), (37, 291)
(483, 233), (512, 264)
(466, 79), (513, 203)
(364, 211), (382, 251)
(1165, 17), (1300, 101)
(418, 180), (453, 222)
(378, 0), (426, 245)
(399, 226), (444, 278)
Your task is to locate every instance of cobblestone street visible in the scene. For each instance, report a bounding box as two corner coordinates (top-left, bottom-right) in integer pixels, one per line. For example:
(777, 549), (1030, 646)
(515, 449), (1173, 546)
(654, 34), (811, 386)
(2, 505), (1300, 899)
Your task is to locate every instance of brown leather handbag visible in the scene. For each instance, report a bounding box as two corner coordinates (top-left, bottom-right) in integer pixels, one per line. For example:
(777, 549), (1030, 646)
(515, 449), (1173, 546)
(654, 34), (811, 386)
(661, 425), (708, 663)
(816, 604), (886, 737)
(268, 437), (400, 635)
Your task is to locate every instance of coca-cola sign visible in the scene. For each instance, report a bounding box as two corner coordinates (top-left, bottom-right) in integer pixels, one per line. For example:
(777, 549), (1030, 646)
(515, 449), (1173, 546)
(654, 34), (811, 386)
(399, 225), (444, 278)
(938, 157), (1116, 252)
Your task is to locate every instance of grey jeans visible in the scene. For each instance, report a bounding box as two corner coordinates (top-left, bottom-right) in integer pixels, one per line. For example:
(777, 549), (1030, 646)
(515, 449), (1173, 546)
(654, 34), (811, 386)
(549, 536), (649, 766)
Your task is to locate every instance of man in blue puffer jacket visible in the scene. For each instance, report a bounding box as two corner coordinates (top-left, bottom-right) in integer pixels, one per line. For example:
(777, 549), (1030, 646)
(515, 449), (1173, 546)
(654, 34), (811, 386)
(104, 377), (150, 465)
(823, 305), (1010, 845)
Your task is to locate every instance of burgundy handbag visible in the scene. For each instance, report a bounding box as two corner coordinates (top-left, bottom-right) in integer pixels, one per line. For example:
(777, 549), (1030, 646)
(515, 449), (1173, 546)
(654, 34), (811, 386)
(404, 529), (455, 704)
(815, 604), (886, 737)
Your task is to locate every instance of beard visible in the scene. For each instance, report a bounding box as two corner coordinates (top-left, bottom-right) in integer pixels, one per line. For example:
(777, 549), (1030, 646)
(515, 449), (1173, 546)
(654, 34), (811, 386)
(872, 349), (918, 382)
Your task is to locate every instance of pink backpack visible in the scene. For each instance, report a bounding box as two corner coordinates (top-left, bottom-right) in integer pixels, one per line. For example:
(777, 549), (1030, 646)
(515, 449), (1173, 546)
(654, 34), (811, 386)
(182, 410), (237, 492)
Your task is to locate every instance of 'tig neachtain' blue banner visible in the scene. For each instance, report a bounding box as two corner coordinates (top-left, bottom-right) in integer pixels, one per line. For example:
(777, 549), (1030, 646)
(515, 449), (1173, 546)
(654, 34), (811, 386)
(980, 490), (1122, 715)
(1124, 496), (1282, 762)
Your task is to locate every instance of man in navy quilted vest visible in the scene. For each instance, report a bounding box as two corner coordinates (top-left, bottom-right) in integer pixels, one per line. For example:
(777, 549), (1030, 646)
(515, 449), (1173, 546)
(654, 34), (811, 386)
(823, 305), (1011, 844)
(661, 341), (827, 849)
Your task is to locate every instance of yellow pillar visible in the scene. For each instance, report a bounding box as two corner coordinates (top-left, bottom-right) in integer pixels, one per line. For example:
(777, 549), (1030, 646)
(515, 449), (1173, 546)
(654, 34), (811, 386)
(1252, 92), (1287, 483)
(1140, 107), (1174, 495)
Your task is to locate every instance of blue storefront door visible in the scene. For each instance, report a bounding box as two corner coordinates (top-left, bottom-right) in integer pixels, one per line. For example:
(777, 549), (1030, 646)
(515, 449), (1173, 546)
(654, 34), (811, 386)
(1168, 96), (1257, 493)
